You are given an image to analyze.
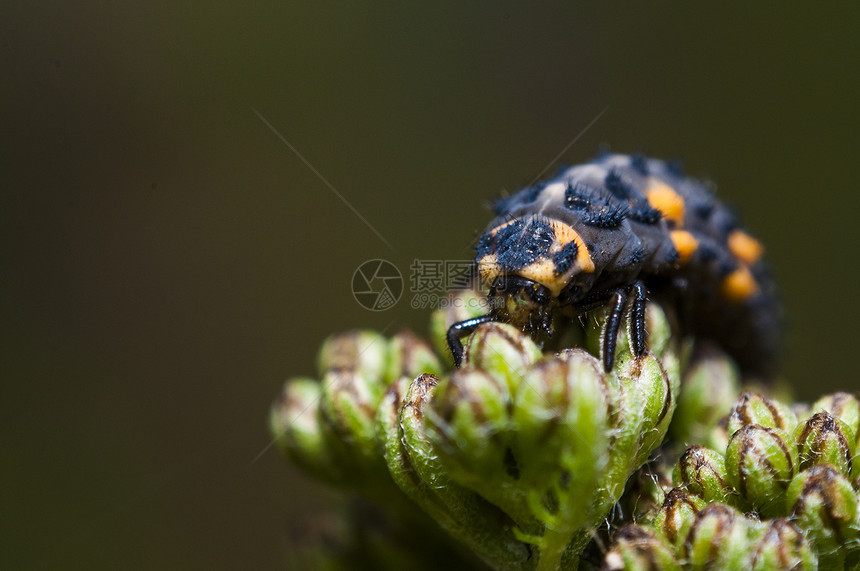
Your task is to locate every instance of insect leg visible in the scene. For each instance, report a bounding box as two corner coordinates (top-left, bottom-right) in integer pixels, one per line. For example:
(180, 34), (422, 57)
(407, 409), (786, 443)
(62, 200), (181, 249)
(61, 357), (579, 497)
(629, 281), (648, 358)
(602, 290), (627, 372)
(447, 314), (497, 368)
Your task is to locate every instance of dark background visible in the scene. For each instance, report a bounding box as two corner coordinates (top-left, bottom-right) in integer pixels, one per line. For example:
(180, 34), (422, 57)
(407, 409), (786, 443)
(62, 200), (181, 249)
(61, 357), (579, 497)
(4, 3), (859, 568)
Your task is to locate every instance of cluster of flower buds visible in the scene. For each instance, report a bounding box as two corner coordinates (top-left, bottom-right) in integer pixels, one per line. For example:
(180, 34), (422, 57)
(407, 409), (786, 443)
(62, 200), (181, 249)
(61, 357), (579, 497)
(605, 390), (860, 569)
(270, 328), (441, 495)
(271, 328), (491, 568)
(271, 288), (860, 569)
(272, 290), (681, 570)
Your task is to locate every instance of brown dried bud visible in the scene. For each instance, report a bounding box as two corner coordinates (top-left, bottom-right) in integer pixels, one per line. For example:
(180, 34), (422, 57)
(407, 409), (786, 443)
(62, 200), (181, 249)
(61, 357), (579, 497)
(811, 392), (860, 448)
(673, 445), (736, 505)
(749, 518), (817, 570)
(683, 504), (752, 569)
(603, 525), (680, 571)
(726, 392), (796, 436)
(653, 488), (707, 547)
(793, 411), (855, 478)
(725, 424), (797, 517)
(787, 464), (859, 559)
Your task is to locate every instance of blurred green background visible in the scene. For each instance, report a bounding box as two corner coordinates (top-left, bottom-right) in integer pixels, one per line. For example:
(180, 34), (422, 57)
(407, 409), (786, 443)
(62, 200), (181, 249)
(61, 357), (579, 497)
(4, 2), (859, 568)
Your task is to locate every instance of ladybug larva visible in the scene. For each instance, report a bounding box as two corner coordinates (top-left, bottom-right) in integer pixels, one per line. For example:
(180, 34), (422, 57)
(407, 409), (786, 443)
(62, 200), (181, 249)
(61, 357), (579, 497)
(447, 153), (780, 377)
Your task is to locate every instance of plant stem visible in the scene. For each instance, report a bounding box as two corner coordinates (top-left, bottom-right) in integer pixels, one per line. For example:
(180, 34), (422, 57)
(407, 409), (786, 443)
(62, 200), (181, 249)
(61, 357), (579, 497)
(537, 528), (574, 571)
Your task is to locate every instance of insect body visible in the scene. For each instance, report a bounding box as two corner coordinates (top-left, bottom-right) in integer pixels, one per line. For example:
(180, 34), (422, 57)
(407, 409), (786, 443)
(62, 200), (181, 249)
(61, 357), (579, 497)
(447, 153), (779, 377)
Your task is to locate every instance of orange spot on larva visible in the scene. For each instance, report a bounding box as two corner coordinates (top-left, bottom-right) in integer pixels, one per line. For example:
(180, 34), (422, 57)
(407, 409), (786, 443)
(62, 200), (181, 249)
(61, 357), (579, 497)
(646, 180), (685, 226)
(670, 230), (699, 264)
(721, 266), (759, 301)
(728, 229), (764, 265)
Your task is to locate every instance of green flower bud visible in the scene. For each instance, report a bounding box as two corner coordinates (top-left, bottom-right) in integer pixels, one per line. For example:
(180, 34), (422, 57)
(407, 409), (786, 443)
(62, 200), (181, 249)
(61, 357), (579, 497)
(464, 322), (542, 390)
(793, 411), (855, 478)
(270, 378), (343, 483)
(378, 374), (471, 519)
(377, 376), (415, 491)
(426, 368), (511, 483)
(511, 350), (611, 489)
(726, 392), (797, 436)
(669, 345), (740, 448)
(725, 424), (797, 517)
(653, 488), (707, 547)
(683, 504), (752, 570)
(618, 351), (679, 467)
(580, 350), (677, 525)
(812, 392), (860, 447)
(749, 518), (817, 571)
(604, 525), (681, 571)
(787, 464), (859, 562)
(429, 289), (490, 363)
(317, 330), (390, 380)
(396, 373), (442, 483)
(511, 351), (616, 567)
(426, 366), (545, 543)
(673, 445), (737, 505)
(389, 374), (533, 570)
(385, 329), (444, 382)
(318, 369), (388, 478)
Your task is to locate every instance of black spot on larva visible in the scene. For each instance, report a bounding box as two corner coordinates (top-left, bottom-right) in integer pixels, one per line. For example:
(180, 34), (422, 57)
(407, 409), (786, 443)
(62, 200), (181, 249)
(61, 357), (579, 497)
(585, 208), (627, 228)
(492, 218), (555, 270)
(630, 154), (650, 175)
(697, 242), (719, 263)
(693, 201), (715, 220)
(552, 241), (580, 275)
(604, 169), (634, 199)
(628, 204), (663, 225)
(564, 182), (626, 228)
(605, 169), (662, 225)
(565, 181), (605, 209)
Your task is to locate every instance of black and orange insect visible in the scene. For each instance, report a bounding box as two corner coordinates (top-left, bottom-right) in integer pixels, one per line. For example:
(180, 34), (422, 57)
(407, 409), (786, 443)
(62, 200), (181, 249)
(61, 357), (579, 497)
(447, 153), (780, 377)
